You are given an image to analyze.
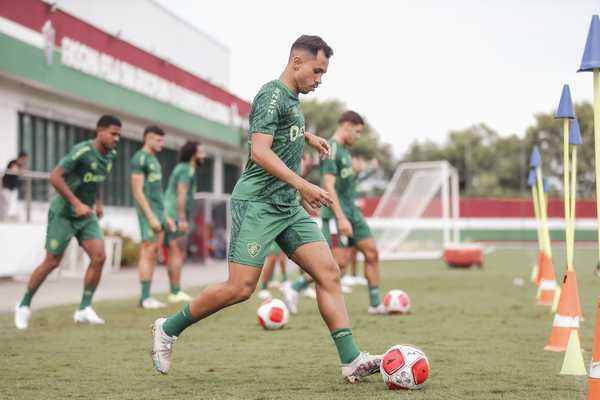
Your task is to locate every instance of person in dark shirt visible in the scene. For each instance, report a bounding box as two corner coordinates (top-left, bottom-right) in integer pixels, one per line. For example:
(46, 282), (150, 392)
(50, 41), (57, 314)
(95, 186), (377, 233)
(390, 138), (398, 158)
(1, 151), (28, 220)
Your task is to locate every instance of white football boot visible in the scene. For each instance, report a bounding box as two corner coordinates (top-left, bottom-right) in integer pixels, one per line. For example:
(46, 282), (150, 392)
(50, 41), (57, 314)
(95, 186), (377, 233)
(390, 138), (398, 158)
(353, 276), (368, 286)
(301, 287), (317, 300)
(257, 289), (272, 300)
(282, 282), (299, 314)
(367, 303), (388, 315)
(151, 318), (177, 374)
(73, 306), (105, 325)
(341, 275), (356, 287)
(342, 352), (382, 383)
(14, 304), (31, 330)
(167, 291), (193, 304)
(141, 297), (167, 309)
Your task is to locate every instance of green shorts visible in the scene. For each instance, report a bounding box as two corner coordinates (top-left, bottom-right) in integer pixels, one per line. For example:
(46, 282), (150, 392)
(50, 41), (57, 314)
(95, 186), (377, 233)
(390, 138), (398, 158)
(137, 211), (167, 242)
(45, 210), (104, 255)
(228, 199), (325, 267)
(322, 206), (372, 248)
(267, 242), (282, 256)
(164, 220), (188, 245)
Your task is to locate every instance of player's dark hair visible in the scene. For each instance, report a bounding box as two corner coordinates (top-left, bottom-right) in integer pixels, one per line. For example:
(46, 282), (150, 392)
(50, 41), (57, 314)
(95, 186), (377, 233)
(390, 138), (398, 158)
(290, 35), (333, 59)
(143, 125), (165, 141)
(338, 110), (364, 126)
(18, 151), (28, 158)
(180, 141), (201, 162)
(96, 114), (121, 128)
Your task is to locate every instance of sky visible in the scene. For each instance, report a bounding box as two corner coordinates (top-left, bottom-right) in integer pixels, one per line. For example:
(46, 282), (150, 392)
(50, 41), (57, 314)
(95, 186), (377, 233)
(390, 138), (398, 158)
(156, 0), (599, 157)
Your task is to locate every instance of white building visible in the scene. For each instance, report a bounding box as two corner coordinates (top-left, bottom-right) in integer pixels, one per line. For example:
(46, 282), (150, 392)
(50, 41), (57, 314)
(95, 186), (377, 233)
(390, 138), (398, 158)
(0, 0), (250, 242)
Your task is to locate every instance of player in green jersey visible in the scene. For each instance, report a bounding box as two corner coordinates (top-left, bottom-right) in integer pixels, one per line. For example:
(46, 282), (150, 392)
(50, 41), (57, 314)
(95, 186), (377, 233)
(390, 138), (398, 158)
(151, 35), (381, 383)
(320, 111), (386, 314)
(163, 140), (205, 304)
(131, 125), (176, 309)
(14, 115), (121, 329)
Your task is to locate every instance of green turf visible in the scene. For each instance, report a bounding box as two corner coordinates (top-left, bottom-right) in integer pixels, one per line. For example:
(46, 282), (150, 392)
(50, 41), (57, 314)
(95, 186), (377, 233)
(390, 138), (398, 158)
(1, 248), (598, 399)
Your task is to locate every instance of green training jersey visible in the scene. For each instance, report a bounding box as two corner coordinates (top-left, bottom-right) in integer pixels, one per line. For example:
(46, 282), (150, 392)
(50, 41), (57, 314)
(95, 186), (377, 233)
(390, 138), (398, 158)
(130, 149), (164, 217)
(320, 138), (355, 219)
(231, 80), (305, 206)
(50, 140), (116, 218)
(164, 162), (196, 220)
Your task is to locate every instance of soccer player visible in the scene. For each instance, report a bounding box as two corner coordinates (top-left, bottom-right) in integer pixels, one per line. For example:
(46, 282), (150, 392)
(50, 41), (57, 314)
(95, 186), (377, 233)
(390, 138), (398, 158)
(14, 115), (121, 329)
(151, 35), (381, 382)
(163, 140), (205, 303)
(131, 126), (176, 309)
(319, 111), (386, 314)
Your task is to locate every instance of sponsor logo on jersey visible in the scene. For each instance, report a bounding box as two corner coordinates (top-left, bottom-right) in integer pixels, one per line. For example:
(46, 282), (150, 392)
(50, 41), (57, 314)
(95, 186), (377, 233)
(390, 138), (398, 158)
(147, 173), (162, 183)
(83, 172), (107, 183)
(289, 125), (305, 142)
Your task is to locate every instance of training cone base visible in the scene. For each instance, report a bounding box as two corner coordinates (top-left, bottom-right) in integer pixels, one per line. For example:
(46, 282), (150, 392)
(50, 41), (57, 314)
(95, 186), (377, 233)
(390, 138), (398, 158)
(560, 330), (587, 376)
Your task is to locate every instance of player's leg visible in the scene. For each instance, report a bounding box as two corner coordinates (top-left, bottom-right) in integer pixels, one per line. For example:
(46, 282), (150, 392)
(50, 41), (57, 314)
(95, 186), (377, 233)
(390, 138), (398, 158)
(349, 246), (367, 286)
(280, 213), (381, 382)
(258, 253), (277, 300)
(151, 262), (262, 373)
(151, 199), (274, 374)
(15, 210), (71, 329)
(278, 251), (288, 283)
(72, 238), (107, 324)
(351, 211), (384, 314)
(166, 233), (192, 303)
(137, 216), (165, 308)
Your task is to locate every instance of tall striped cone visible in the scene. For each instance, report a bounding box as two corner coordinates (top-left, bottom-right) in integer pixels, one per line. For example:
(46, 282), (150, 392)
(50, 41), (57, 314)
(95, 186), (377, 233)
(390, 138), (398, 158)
(537, 254), (557, 306)
(536, 252), (547, 300)
(588, 298), (600, 399)
(534, 251), (545, 286)
(560, 329), (587, 376)
(545, 271), (580, 351)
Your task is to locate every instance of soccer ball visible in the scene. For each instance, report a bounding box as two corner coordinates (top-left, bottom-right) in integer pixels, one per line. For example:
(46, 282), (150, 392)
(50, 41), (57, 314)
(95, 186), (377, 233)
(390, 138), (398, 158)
(257, 298), (289, 330)
(383, 289), (411, 314)
(380, 344), (429, 390)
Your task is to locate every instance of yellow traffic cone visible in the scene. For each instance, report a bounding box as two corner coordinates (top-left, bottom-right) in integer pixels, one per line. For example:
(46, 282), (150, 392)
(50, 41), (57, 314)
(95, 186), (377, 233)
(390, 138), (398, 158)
(560, 330), (587, 376)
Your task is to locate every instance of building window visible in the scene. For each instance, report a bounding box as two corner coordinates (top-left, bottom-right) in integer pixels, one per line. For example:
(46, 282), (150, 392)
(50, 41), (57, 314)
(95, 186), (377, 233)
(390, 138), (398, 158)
(223, 162), (240, 194)
(17, 112), (180, 207)
(197, 157), (214, 192)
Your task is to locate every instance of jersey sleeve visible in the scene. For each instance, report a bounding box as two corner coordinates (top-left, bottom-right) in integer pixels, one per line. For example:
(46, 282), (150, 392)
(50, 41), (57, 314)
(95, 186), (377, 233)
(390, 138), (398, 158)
(248, 86), (282, 135)
(320, 142), (338, 176)
(130, 153), (146, 175)
(59, 143), (89, 174)
(176, 166), (194, 187)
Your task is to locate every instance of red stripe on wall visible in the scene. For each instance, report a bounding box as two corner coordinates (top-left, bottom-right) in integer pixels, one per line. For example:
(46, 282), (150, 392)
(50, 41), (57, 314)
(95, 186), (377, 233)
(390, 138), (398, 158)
(0, 0), (250, 116)
(359, 197), (598, 218)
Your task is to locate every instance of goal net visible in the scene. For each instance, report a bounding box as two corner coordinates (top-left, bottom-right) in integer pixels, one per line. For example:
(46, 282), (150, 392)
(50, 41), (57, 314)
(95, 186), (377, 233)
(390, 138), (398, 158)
(369, 161), (460, 260)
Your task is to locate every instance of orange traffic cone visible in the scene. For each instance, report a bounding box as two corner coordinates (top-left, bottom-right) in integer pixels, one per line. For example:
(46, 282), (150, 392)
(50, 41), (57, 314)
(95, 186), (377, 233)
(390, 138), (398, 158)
(545, 271), (580, 351)
(534, 251), (545, 286)
(572, 270), (584, 321)
(537, 254), (557, 306)
(588, 298), (600, 399)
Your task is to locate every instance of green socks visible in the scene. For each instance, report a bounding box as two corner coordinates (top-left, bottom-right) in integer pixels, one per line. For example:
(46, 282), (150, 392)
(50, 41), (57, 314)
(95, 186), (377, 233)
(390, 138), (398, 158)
(260, 282), (268, 291)
(292, 276), (310, 292)
(79, 286), (96, 310)
(368, 286), (381, 307)
(140, 280), (151, 302)
(331, 328), (360, 364)
(170, 285), (180, 295)
(163, 304), (195, 337)
(281, 271), (288, 281)
(19, 287), (37, 307)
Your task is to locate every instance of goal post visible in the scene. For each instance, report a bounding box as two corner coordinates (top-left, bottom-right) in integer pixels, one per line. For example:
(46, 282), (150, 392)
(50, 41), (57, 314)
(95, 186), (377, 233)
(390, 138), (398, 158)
(369, 161), (460, 260)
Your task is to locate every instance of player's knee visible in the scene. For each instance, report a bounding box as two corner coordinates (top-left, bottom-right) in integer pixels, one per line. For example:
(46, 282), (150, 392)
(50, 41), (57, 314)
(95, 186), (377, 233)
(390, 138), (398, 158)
(364, 247), (379, 264)
(90, 251), (106, 267)
(226, 280), (255, 303)
(45, 255), (62, 271)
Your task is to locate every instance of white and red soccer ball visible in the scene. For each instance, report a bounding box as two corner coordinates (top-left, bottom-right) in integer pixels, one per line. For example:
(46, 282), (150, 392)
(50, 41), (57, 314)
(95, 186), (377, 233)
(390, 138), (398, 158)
(380, 344), (430, 390)
(383, 289), (411, 314)
(257, 298), (289, 330)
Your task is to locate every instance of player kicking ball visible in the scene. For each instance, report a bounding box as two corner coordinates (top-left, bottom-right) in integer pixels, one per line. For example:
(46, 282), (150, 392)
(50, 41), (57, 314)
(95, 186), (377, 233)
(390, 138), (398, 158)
(163, 140), (205, 303)
(284, 111), (387, 315)
(151, 35), (381, 383)
(14, 115), (121, 329)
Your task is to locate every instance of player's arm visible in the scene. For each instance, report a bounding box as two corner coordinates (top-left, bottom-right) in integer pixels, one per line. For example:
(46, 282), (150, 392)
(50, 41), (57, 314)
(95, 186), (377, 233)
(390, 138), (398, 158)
(131, 174), (161, 232)
(251, 133), (331, 209)
(323, 174), (352, 237)
(95, 185), (104, 219)
(176, 182), (189, 233)
(49, 166), (92, 218)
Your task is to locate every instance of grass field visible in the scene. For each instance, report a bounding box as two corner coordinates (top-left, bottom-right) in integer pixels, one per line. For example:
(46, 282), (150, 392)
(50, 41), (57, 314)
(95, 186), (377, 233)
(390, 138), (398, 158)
(1, 248), (598, 400)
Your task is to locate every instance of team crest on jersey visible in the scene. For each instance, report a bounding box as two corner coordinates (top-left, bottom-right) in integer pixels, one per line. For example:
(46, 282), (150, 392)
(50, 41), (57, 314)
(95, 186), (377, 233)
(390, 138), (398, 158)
(49, 239), (59, 250)
(247, 242), (261, 257)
